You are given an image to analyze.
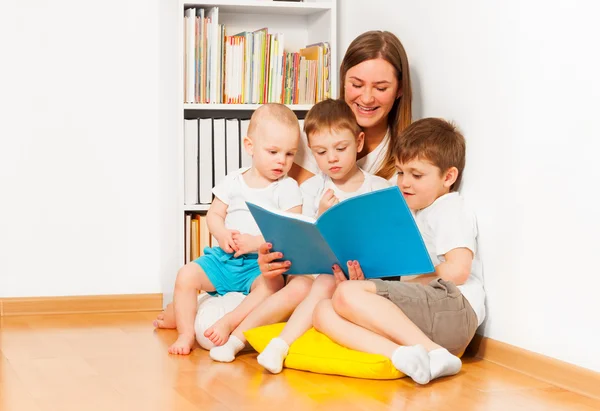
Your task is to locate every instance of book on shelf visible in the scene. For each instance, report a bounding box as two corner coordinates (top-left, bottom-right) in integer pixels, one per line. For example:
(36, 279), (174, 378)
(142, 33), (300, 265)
(185, 213), (213, 262)
(184, 119), (199, 205)
(185, 214), (192, 263)
(198, 118), (213, 204)
(183, 6), (329, 105)
(246, 187), (434, 278)
(213, 118), (227, 185)
(225, 118), (241, 174)
(240, 119), (252, 167)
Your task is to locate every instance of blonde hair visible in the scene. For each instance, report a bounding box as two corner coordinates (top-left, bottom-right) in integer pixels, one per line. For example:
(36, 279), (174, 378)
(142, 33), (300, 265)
(394, 118), (466, 191)
(247, 103), (300, 139)
(339, 31), (412, 179)
(303, 99), (362, 143)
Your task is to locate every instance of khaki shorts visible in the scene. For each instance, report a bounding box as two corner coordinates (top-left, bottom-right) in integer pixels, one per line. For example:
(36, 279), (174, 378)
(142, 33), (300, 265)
(370, 278), (478, 354)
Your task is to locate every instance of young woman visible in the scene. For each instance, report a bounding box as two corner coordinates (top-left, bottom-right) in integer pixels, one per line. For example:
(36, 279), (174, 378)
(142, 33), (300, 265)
(290, 30), (412, 184)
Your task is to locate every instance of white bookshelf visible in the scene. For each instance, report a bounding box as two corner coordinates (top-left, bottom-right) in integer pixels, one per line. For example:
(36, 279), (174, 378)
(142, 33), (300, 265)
(184, 103), (314, 111)
(182, 1), (333, 15)
(177, 0), (337, 263)
(184, 204), (211, 212)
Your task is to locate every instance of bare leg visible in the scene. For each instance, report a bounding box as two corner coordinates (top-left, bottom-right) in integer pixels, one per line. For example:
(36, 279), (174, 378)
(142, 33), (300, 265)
(257, 275), (336, 373)
(279, 275), (336, 344)
(315, 281), (462, 383)
(313, 298), (400, 358)
(332, 281), (442, 351)
(209, 276), (313, 363)
(313, 299), (431, 384)
(204, 274), (285, 346)
(231, 275), (314, 343)
(169, 262), (215, 355)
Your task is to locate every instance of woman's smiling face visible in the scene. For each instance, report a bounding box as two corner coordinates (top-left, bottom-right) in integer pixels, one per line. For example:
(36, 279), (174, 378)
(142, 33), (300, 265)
(343, 58), (401, 130)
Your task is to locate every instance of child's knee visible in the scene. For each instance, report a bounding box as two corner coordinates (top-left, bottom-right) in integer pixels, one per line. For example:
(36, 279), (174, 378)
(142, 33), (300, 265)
(285, 276), (313, 303)
(175, 263), (203, 289)
(312, 299), (332, 331)
(252, 274), (285, 294)
(312, 275), (337, 298)
(331, 281), (361, 313)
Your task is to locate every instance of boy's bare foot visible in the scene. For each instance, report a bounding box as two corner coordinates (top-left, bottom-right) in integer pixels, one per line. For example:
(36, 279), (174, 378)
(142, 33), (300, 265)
(153, 303), (176, 329)
(168, 333), (196, 355)
(203, 314), (234, 346)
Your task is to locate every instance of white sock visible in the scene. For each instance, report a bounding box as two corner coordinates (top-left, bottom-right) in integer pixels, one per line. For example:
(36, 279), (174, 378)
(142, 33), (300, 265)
(257, 337), (289, 374)
(391, 345), (431, 385)
(429, 348), (462, 380)
(209, 335), (245, 363)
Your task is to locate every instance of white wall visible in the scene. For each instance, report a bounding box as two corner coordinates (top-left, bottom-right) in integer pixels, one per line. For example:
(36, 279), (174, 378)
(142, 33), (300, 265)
(340, 1), (600, 372)
(0, 0), (169, 297)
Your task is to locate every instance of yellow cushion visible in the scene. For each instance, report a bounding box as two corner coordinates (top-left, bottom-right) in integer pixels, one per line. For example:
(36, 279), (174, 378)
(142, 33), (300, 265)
(244, 322), (405, 380)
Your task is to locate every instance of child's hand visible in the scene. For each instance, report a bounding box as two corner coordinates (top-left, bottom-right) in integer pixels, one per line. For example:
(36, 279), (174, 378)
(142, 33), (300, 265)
(217, 230), (240, 254)
(346, 260), (365, 280)
(331, 261), (365, 284)
(318, 189), (339, 216)
(331, 264), (347, 285)
(232, 233), (261, 257)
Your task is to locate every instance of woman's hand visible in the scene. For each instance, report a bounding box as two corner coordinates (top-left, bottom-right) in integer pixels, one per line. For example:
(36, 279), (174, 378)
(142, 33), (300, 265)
(258, 242), (291, 278)
(331, 260), (365, 284)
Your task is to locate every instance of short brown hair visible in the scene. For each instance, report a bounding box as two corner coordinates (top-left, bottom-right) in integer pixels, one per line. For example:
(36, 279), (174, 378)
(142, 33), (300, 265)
(394, 118), (466, 191)
(303, 99), (362, 142)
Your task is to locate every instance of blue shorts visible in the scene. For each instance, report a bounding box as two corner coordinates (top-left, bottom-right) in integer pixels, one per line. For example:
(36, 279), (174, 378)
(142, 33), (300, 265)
(193, 246), (261, 296)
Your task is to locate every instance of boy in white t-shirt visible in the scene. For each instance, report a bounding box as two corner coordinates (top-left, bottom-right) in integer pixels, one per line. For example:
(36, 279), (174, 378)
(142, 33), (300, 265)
(251, 99), (391, 373)
(312, 117), (485, 384)
(154, 104), (303, 355)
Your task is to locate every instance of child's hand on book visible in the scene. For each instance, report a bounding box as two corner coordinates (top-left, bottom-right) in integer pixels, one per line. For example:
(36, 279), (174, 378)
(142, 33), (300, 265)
(318, 189), (339, 216)
(232, 233), (261, 257)
(332, 261), (365, 283)
(218, 230), (240, 254)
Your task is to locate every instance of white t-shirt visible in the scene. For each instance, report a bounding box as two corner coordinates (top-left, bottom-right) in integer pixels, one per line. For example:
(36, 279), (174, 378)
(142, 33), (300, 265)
(212, 167), (303, 237)
(414, 192), (486, 326)
(294, 128), (392, 178)
(300, 168), (391, 218)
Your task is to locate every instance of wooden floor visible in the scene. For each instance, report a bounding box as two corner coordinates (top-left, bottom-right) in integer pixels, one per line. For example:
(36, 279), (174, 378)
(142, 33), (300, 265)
(1, 312), (598, 411)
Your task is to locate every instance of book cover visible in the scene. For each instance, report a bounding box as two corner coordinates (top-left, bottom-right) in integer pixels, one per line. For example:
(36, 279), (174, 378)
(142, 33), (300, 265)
(246, 186), (434, 278)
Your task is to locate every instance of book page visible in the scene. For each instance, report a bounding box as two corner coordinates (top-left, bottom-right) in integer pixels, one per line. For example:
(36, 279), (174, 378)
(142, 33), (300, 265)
(316, 187), (434, 278)
(246, 202), (337, 275)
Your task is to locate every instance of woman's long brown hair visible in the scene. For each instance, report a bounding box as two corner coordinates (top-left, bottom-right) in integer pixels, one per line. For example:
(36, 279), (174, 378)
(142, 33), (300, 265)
(339, 31), (412, 180)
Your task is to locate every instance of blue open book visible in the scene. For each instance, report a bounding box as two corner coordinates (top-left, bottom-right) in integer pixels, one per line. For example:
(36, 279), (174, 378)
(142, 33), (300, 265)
(246, 186), (434, 278)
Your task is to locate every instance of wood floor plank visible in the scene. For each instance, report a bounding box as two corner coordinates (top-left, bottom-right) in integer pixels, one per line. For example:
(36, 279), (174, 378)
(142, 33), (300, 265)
(0, 312), (597, 411)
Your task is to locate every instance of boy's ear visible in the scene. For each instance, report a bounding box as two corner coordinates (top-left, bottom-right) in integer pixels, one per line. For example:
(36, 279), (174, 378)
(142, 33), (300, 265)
(356, 131), (365, 153)
(243, 135), (254, 157)
(443, 167), (459, 188)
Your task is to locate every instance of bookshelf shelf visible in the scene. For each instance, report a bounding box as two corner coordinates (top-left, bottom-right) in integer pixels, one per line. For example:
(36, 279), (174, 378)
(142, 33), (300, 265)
(183, 103), (313, 111)
(184, 204), (211, 212)
(183, 1), (333, 16)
